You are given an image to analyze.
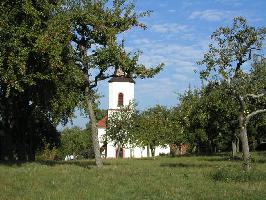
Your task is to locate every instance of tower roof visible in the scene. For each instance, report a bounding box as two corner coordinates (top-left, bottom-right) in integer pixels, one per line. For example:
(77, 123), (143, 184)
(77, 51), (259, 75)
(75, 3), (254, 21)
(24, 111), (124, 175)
(108, 76), (135, 83)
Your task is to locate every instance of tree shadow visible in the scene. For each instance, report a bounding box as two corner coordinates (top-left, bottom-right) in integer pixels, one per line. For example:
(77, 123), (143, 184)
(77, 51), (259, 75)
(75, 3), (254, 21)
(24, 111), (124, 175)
(255, 160), (266, 164)
(201, 156), (242, 162)
(0, 161), (25, 167)
(0, 159), (111, 169)
(255, 151), (266, 156)
(37, 160), (111, 169)
(160, 162), (217, 168)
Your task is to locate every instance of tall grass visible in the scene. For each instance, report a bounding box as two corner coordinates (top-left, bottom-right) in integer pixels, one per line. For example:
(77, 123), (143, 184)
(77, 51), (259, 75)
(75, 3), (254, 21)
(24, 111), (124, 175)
(0, 152), (265, 200)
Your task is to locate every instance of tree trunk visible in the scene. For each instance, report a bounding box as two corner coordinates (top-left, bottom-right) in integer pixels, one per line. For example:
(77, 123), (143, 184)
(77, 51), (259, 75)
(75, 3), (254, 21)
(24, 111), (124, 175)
(86, 93), (103, 167)
(239, 112), (251, 171)
(239, 126), (251, 170)
(147, 145), (150, 157)
(236, 137), (240, 153)
(232, 140), (237, 157)
(151, 145), (155, 159)
(116, 144), (121, 158)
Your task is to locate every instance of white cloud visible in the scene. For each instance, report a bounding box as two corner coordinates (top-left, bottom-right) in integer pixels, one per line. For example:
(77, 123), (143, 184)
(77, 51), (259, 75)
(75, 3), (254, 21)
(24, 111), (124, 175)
(132, 38), (151, 45)
(189, 9), (231, 22)
(136, 78), (178, 105)
(215, 0), (243, 6)
(151, 23), (189, 33)
(129, 37), (203, 108)
(137, 42), (202, 68)
(172, 74), (190, 81)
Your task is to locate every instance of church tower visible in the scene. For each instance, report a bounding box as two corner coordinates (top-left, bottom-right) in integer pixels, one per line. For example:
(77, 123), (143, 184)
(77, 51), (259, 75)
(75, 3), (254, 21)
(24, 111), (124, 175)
(108, 69), (135, 115)
(97, 68), (170, 158)
(97, 68), (135, 158)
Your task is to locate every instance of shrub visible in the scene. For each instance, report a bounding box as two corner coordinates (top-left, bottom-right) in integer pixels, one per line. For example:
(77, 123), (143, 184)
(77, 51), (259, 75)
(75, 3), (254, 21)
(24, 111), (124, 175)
(36, 143), (60, 161)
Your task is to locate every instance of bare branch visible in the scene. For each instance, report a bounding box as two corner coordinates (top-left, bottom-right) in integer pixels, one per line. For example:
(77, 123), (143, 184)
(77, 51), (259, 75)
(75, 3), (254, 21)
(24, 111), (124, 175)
(246, 109), (266, 125)
(245, 93), (266, 99)
(89, 70), (115, 89)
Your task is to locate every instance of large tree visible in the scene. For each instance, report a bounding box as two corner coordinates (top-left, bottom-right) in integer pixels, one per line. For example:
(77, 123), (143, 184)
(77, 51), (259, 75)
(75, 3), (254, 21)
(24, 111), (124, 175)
(198, 17), (266, 170)
(68, 0), (163, 167)
(0, 0), (83, 161)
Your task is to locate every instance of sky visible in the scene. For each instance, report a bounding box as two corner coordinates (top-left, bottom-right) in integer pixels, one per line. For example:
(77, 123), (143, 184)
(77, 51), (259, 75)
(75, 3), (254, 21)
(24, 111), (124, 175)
(60, 0), (266, 129)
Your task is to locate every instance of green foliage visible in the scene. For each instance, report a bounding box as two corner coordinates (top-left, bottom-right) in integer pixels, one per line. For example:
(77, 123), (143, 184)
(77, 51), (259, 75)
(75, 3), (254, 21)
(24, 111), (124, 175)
(68, 0), (164, 92)
(36, 143), (60, 161)
(0, 0), (84, 161)
(198, 16), (266, 81)
(0, 0), (164, 162)
(198, 17), (266, 118)
(106, 102), (136, 147)
(167, 106), (187, 145)
(59, 127), (93, 159)
(106, 104), (185, 156)
(197, 17), (266, 167)
(67, 0), (163, 164)
(134, 105), (172, 148)
(0, 0), (83, 116)
(178, 83), (239, 153)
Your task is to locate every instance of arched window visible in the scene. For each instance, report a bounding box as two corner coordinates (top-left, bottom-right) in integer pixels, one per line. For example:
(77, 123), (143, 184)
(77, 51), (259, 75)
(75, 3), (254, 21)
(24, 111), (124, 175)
(118, 93), (124, 106)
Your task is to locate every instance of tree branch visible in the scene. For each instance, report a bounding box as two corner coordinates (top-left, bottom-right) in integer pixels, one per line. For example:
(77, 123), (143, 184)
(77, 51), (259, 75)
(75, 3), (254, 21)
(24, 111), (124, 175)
(89, 70), (115, 89)
(245, 93), (265, 99)
(246, 109), (266, 125)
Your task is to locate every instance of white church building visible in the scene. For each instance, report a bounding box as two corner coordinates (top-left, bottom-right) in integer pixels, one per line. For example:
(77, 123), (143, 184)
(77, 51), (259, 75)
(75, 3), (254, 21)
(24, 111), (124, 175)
(97, 72), (170, 158)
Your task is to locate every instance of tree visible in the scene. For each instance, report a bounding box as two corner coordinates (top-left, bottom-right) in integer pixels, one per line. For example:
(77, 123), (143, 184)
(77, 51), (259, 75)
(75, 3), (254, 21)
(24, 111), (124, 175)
(133, 105), (170, 157)
(178, 88), (209, 154)
(167, 106), (187, 155)
(106, 103), (136, 158)
(0, 0), (83, 161)
(68, 0), (163, 166)
(198, 17), (266, 170)
(59, 127), (93, 159)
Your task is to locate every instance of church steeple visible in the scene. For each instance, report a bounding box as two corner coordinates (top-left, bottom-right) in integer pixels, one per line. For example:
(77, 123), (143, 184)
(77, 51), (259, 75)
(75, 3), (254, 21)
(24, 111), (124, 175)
(108, 68), (135, 111)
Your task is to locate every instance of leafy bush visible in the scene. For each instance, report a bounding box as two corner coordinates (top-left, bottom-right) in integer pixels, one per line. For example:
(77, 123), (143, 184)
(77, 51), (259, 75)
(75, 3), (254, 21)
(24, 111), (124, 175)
(36, 143), (60, 161)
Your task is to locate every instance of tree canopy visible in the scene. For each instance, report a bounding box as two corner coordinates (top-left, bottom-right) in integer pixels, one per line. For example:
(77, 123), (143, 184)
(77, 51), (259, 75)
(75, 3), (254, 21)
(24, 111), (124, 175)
(198, 17), (266, 170)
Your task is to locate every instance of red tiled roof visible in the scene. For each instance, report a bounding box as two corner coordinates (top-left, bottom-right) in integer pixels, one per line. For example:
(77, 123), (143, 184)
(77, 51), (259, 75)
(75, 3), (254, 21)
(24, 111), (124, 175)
(97, 115), (108, 128)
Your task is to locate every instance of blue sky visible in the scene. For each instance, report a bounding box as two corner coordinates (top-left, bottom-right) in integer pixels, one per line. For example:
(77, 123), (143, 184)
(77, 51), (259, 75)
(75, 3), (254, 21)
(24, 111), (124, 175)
(61, 0), (266, 129)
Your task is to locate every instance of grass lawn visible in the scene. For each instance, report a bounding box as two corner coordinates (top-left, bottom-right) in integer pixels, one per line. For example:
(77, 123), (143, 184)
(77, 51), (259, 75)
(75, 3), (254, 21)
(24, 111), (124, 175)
(0, 152), (265, 200)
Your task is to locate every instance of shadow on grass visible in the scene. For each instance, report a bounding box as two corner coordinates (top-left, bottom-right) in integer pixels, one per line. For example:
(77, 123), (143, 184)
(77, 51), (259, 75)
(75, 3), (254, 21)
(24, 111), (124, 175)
(254, 159), (266, 164)
(202, 156), (266, 164)
(0, 161), (25, 167)
(0, 159), (111, 169)
(202, 156), (242, 162)
(255, 151), (266, 156)
(37, 160), (112, 169)
(160, 162), (217, 168)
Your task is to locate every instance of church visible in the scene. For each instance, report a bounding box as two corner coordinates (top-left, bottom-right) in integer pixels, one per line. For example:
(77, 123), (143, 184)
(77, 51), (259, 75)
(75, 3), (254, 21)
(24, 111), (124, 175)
(97, 70), (170, 158)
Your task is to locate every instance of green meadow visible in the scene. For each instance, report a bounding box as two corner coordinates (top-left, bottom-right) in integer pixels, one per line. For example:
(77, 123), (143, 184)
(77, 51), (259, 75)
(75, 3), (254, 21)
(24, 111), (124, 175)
(0, 152), (266, 200)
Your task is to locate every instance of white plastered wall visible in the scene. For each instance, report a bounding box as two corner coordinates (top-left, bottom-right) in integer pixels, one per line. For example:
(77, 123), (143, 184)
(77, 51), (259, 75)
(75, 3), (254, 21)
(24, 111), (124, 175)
(108, 82), (134, 110)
